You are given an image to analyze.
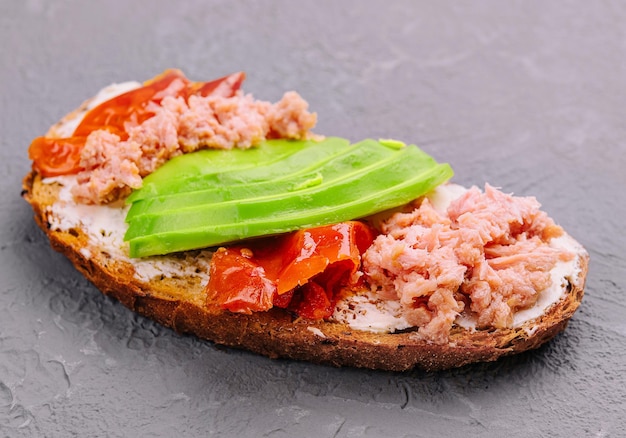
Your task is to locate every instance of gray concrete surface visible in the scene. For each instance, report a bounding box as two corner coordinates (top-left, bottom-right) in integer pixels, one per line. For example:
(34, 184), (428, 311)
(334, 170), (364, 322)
(2, 1), (625, 436)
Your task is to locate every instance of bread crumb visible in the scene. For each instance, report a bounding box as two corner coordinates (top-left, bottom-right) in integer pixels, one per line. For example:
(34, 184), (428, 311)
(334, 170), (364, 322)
(307, 326), (326, 338)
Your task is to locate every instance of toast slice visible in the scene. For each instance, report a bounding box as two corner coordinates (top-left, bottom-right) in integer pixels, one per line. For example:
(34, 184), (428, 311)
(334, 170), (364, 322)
(22, 170), (588, 372)
(22, 75), (588, 372)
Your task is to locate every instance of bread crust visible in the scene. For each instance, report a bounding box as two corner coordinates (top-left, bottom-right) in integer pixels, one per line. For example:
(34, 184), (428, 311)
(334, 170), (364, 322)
(22, 170), (588, 372)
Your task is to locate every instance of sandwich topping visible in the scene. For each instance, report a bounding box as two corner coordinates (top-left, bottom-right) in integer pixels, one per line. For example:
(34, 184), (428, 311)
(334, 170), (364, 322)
(33, 69), (583, 346)
(29, 69), (318, 204)
(206, 221), (375, 319)
(122, 137), (453, 258)
(361, 184), (574, 343)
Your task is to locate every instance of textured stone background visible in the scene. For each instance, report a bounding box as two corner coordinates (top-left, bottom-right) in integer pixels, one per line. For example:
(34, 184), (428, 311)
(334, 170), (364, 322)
(2, 1), (625, 436)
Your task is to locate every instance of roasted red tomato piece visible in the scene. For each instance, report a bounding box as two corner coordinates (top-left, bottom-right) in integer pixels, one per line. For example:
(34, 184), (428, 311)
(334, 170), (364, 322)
(73, 69), (189, 139)
(28, 135), (86, 177)
(206, 247), (276, 314)
(186, 71), (246, 98)
(205, 221), (375, 318)
(287, 282), (334, 320)
(272, 222), (375, 295)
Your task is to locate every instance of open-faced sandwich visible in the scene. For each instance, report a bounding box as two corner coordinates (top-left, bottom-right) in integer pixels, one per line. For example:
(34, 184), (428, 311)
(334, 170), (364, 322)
(22, 69), (588, 371)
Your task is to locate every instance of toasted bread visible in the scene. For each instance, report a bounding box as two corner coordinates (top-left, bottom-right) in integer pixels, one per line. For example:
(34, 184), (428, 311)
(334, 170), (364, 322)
(22, 76), (588, 372)
(22, 170), (588, 372)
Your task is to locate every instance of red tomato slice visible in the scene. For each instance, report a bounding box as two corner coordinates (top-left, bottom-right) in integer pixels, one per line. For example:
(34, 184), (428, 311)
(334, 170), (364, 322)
(273, 222), (374, 294)
(73, 69), (188, 139)
(187, 72), (246, 98)
(288, 281), (334, 320)
(206, 247), (276, 314)
(205, 222), (375, 318)
(28, 135), (86, 176)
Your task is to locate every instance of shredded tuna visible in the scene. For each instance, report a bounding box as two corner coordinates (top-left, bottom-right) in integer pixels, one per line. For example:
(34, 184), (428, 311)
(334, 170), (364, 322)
(72, 91), (318, 204)
(363, 184), (574, 344)
(267, 91), (318, 139)
(72, 130), (143, 204)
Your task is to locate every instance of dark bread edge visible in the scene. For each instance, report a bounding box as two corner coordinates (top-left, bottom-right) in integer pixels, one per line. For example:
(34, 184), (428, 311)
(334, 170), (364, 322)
(22, 171), (589, 372)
